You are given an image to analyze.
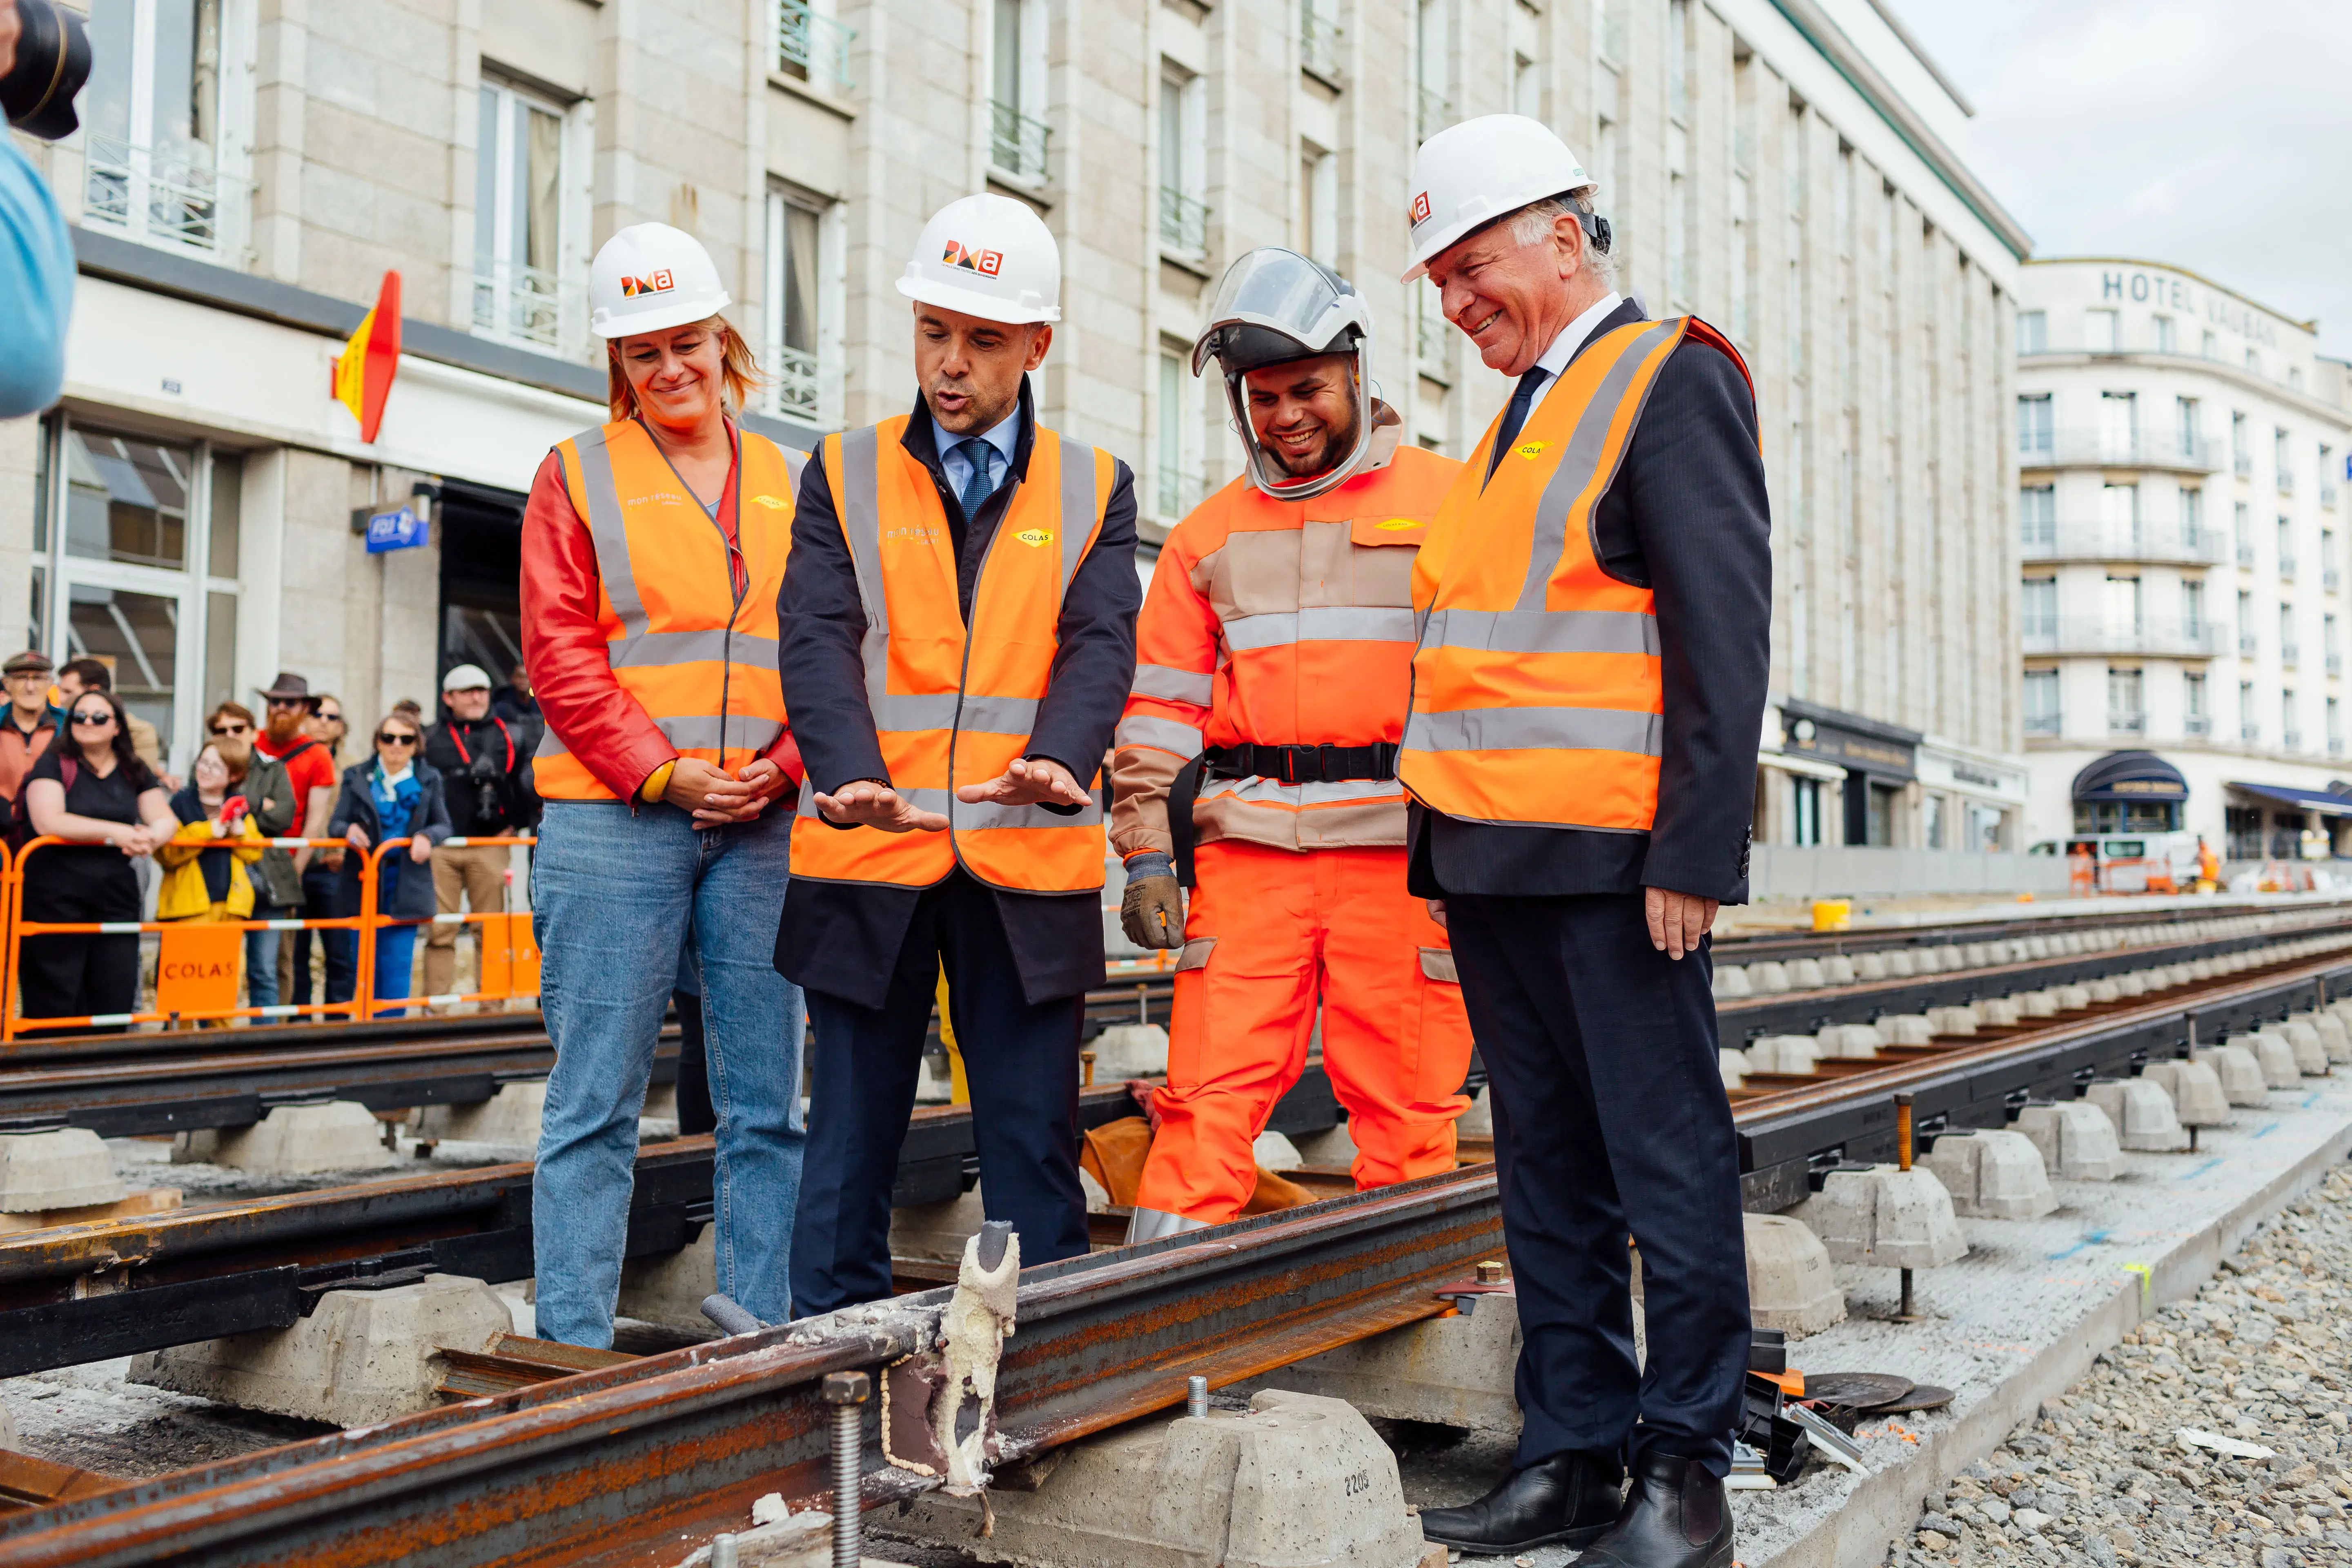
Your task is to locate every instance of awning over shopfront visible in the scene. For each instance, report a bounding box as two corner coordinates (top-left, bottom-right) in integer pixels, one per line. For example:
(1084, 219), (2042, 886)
(2226, 781), (2352, 817)
(2071, 751), (2188, 804)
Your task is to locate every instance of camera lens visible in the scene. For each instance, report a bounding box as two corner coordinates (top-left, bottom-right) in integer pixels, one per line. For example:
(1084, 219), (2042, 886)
(2, 0), (93, 143)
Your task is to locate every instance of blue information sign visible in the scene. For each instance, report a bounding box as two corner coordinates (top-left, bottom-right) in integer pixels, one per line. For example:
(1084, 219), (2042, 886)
(364, 506), (428, 554)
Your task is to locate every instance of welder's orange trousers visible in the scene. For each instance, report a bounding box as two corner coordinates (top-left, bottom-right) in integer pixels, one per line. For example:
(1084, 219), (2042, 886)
(1134, 840), (1474, 1224)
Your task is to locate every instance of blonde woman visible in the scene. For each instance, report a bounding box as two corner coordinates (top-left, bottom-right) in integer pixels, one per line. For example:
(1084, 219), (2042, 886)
(519, 223), (806, 1348)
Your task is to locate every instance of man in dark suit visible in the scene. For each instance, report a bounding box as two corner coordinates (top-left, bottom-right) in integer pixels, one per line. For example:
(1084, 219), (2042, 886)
(776, 193), (1140, 1317)
(1399, 116), (1769, 1568)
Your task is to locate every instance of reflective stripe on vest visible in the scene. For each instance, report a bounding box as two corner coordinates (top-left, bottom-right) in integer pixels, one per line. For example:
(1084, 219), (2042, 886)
(1400, 317), (1695, 831)
(532, 420), (803, 802)
(788, 416), (1114, 893)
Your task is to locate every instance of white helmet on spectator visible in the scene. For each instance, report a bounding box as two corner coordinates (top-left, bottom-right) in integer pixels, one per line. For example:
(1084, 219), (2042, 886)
(896, 193), (1062, 325)
(590, 223), (732, 338)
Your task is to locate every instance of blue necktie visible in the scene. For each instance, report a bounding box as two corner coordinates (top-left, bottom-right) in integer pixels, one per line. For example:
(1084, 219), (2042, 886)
(953, 439), (997, 521)
(1483, 366), (1551, 486)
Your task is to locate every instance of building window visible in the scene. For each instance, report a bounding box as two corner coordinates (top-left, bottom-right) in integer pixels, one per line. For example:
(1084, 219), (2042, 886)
(2152, 315), (2176, 354)
(2247, 347), (2261, 376)
(2020, 484), (2055, 548)
(2085, 308), (2119, 352)
(2323, 445), (2339, 508)
(2235, 501), (2254, 567)
(474, 76), (579, 357)
(2102, 481), (2140, 550)
(990, 0), (1049, 184)
(2105, 574), (2143, 638)
(2326, 527), (2341, 591)
(1416, 0), (1450, 138)
(2277, 428), (2296, 494)
(2100, 391), (2138, 461)
(2202, 330), (2219, 359)
(39, 419), (244, 769)
(2176, 396), (2201, 461)
(1792, 777), (1822, 845)
(82, 0), (249, 261)
(1300, 143), (1336, 267)
(775, 0), (854, 88)
(2331, 696), (2343, 755)
(2016, 310), (2046, 354)
(2016, 394), (2053, 457)
(1158, 64), (1207, 258)
(2232, 411), (2251, 476)
(2184, 670), (2209, 737)
(1924, 792), (1944, 851)
(763, 187), (839, 427)
(2107, 667), (2145, 733)
(2181, 577), (2205, 637)
(2180, 486), (2204, 547)
(2280, 516), (2297, 575)
(2025, 668), (2061, 735)
(2022, 577), (2057, 641)
(1513, 50), (1539, 118)
(2240, 680), (2258, 744)
(2283, 688), (2299, 748)
(2281, 603), (2299, 666)
(2238, 589), (2256, 655)
(1156, 346), (1199, 523)
(2328, 611), (2342, 675)
(1301, 0), (1343, 80)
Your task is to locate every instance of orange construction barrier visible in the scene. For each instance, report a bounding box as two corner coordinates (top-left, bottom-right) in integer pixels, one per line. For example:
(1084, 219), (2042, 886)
(2, 836), (372, 1039)
(355, 835), (539, 1018)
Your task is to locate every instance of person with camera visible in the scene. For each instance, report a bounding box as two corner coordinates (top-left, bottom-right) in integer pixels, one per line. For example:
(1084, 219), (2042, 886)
(423, 664), (534, 1008)
(0, 0), (85, 419)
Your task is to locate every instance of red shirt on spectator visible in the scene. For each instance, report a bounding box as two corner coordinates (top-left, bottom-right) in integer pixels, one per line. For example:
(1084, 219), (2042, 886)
(256, 733), (337, 838)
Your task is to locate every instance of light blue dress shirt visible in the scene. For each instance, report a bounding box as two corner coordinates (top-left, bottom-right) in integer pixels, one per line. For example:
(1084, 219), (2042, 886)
(931, 403), (1021, 502)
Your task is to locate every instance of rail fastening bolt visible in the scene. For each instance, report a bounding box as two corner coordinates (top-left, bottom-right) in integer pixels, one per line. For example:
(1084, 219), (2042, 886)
(1476, 1259), (1505, 1285)
(822, 1370), (871, 1568)
(1187, 1374), (1209, 1420)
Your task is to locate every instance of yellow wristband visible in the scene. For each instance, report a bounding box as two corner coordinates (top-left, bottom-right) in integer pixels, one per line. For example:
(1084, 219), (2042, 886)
(640, 760), (677, 803)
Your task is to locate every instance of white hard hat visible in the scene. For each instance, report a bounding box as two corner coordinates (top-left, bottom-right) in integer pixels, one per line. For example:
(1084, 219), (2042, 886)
(1401, 114), (1598, 283)
(590, 222), (732, 338)
(441, 663), (494, 693)
(896, 192), (1062, 325)
(1192, 249), (1378, 502)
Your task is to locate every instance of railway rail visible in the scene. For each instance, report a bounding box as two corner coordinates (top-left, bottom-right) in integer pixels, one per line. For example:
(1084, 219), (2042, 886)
(0, 921), (2350, 1561)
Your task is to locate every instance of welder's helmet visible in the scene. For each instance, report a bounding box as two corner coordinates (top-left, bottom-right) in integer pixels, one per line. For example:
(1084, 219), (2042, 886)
(1191, 248), (1377, 502)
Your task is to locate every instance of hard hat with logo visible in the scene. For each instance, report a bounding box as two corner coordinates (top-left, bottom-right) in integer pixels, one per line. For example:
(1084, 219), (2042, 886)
(1192, 248), (1377, 502)
(1401, 114), (1607, 283)
(896, 192), (1062, 325)
(590, 223), (733, 339)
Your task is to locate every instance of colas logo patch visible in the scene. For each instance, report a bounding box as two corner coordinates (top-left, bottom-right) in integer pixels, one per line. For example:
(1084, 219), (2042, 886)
(1409, 191), (1432, 226)
(1515, 440), (1548, 460)
(1015, 528), (1054, 548)
(748, 494), (789, 510)
(1375, 518), (1421, 532)
(619, 268), (676, 297)
(941, 239), (1004, 277)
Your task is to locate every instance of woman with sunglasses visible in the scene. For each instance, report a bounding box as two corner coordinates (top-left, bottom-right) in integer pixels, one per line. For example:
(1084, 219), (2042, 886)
(19, 689), (176, 1035)
(328, 714), (452, 1018)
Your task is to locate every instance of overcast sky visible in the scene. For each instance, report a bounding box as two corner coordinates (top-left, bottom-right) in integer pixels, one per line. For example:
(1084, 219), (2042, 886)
(1880, 0), (2352, 357)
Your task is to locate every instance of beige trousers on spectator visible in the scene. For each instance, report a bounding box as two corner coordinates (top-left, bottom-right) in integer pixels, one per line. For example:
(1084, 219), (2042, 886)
(425, 843), (512, 1001)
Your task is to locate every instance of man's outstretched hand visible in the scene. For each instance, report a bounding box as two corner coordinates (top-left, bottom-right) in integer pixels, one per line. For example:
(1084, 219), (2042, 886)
(954, 756), (1089, 809)
(813, 779), (949, 833)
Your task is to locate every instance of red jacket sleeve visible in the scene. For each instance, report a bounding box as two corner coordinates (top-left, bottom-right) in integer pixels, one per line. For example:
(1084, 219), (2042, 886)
(519, 450), (676, 801)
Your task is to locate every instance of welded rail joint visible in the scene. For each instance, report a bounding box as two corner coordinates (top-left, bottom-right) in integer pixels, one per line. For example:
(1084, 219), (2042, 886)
(883, 1219), (1019, 1493)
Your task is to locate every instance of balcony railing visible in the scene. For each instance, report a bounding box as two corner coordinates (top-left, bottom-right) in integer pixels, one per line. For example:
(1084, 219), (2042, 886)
(2328, 568), (2343, 592)
(2017, 522), (2227, 566)
(1158, 186), (1210, 259)
(990, 100), (1051, 184)
(2235, 451), (2254, 477)
(1417, 89), (1452, 141)
(2323, 481), (2341, 510)
(2238, 541), (2257, 568)
(2284, 729), (2304, 750)
(2020, 617), (2228, 657)
(2024, 711), (2063, 737)
(1417, 310), (1450, 374)
(2243, 724), (2262, 743)
(2283, 641), (2303, 667)
(2334, 736), (2347, 757)
(2016, 428), (2223, 473)
(2331, 653), (2345, 676)
(1301, 3), (1343, 79)
(1156, 465), (1206, 522)
(472, 256), (590, 361)
(2280, 468), (2297, 495)
(82, 133), (248, 261)
(762, 345), (822, 426)
(2108, 709), (2148, 735)
(2239, 633), (2260, 657)
(776, 0), (855, 88)
(2281, 552), (2299, 576)
(2185, 713), (2214, 737)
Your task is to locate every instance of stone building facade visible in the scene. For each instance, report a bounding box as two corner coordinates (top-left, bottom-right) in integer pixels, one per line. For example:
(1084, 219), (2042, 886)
(3, 0), (2029, 873)
(2014, 257), (2352, 866)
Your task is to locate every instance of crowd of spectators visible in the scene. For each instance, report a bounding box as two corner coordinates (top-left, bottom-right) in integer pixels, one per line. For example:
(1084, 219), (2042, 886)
(0, 657), (541, 1029)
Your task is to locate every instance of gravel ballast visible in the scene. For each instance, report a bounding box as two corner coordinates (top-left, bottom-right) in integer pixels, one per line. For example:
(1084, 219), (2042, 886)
(1892, 1163), (2352, 1567)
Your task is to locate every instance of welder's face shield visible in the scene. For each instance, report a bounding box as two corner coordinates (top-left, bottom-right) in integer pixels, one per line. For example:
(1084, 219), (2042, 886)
(1191, 249), (1377, 503)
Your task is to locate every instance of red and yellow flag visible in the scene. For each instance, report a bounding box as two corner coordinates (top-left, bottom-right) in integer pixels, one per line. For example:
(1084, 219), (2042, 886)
(332, 271), (403, 443)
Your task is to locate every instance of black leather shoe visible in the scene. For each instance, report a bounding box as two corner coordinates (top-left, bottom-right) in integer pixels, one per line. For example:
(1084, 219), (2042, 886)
(1572, 1448), (1735, 1568)
(1418, 1450), (1625, 1554)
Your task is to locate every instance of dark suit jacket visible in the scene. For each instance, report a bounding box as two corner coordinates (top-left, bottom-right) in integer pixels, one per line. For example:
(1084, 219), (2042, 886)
(775, 379), (1141, 1009)
(1407, 298), (1771, 905)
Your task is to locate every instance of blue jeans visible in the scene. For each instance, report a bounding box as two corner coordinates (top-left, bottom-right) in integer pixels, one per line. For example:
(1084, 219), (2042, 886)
(530, 800), (805, 1346)
(372, 923), (418, 1018)
(245, 920), (280, 1009)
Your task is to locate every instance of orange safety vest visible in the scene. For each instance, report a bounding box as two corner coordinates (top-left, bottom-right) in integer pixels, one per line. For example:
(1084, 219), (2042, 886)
(1112, 440), (1461, 854)
(533, 419), (802, 803)
(788, 415), (1117, 893)
(1400, 316), (1750, 831)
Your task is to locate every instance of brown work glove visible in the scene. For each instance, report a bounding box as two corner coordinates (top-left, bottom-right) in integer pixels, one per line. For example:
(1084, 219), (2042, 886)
(1120, 852), (1184, 949)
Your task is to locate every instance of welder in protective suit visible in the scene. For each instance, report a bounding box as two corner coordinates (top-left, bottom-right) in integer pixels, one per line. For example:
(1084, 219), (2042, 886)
(1110, 248), (1473, 1242)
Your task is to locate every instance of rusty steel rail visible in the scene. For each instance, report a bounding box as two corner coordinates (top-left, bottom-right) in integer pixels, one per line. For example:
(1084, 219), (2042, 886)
(0, 938), (2348, 1561)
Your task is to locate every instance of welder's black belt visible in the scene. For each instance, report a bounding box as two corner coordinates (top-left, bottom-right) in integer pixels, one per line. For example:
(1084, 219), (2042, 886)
(1167, 743), (1399, 888)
